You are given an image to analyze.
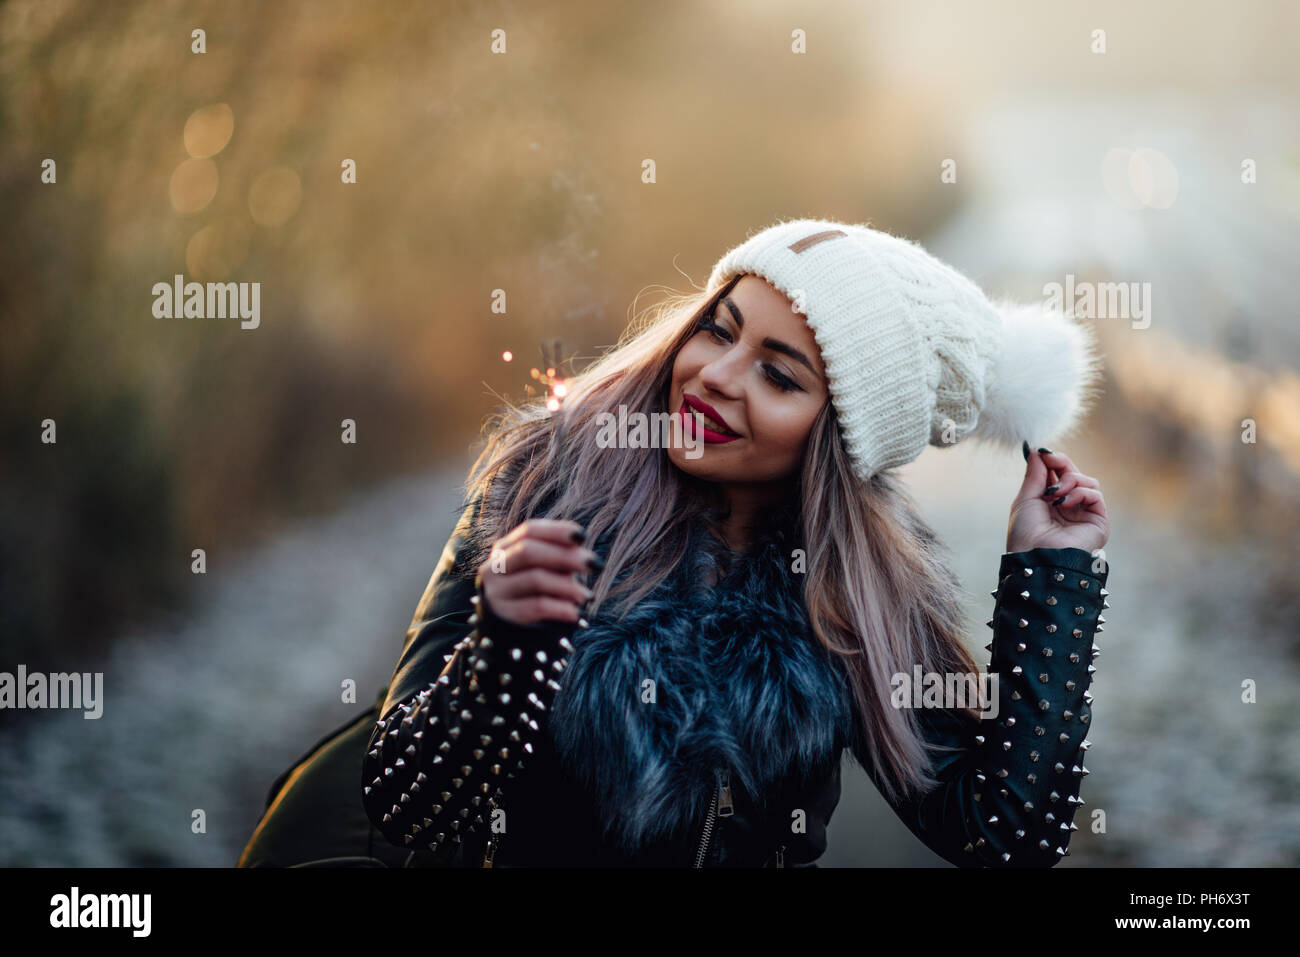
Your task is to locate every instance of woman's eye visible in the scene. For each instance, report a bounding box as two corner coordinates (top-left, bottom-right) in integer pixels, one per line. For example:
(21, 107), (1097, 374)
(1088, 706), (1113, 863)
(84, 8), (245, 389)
(699, 317), (730, 342)
(764, 367), (799, 392)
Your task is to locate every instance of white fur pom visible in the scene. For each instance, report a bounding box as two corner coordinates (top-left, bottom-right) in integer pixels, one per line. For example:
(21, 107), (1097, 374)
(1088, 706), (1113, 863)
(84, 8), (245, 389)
(970, 300), (1105, 450)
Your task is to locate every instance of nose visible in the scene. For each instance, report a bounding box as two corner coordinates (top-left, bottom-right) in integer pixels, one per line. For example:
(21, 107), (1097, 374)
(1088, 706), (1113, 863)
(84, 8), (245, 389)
(698, 349), (745, 401)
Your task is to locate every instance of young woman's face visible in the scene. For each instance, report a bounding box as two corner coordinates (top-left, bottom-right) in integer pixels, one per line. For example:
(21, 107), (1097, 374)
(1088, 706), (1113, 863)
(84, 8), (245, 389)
(667, 274), (829, 485)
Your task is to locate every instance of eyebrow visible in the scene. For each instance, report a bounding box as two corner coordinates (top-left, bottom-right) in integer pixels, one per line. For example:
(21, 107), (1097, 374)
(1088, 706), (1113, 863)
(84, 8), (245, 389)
(720, 296), (821, 379)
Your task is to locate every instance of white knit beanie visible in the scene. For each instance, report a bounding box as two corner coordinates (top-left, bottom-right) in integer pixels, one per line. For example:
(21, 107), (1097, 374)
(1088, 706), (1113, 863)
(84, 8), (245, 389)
(705, 217), (1104, 483)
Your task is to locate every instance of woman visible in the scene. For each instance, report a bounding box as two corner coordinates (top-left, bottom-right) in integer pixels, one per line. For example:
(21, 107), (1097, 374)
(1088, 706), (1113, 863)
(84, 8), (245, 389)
(241, 216), (1107, 868)
(355, 218), (1110, 868)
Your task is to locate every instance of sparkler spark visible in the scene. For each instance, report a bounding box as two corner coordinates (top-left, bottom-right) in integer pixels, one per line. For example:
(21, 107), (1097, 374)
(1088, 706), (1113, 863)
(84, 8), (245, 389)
(534, 338), (573, 493)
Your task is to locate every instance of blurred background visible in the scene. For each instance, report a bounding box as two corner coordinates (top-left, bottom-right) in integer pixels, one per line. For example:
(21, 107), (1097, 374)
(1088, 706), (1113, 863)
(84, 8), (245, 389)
(2, 0), (1298, 866)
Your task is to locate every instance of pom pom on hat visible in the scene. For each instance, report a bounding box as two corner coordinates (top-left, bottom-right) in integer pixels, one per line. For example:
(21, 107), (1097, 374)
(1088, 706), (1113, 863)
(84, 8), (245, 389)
(968, 299), (1105, 455)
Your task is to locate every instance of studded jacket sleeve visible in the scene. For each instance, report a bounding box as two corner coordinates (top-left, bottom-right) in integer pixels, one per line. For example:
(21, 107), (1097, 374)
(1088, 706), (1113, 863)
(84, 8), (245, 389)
(863, 546), (1109, 868)
(360, 496), (576, 860)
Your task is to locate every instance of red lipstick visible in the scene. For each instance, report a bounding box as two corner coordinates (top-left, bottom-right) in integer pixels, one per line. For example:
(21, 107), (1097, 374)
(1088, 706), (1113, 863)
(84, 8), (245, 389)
(678, 397), (742, 444)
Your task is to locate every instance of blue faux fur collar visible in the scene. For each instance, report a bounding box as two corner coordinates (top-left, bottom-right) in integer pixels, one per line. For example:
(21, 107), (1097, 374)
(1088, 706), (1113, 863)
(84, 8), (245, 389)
(547, 509), (856, 852)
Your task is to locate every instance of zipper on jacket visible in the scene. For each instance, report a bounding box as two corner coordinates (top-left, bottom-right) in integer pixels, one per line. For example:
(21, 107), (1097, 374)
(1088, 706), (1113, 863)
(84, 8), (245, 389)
(482, 794), (502, 868)
(693, 768), (731, 868)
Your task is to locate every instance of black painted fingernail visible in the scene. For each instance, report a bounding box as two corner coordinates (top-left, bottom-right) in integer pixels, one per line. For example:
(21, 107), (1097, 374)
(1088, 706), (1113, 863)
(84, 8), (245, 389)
(1052, 495), (1066, 506)
(587, 555), (606, 571)
(570, 526), (586, 543)
(1044, 484), (1060, 495)
(1038, 447), (1053, 455)
(1022, 440), (1030, 462)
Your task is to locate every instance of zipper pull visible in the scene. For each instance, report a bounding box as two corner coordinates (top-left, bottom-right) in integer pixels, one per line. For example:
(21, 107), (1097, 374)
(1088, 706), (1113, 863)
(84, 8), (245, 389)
(717, 768), (734, 818)
(775, 844), (785, 868)
(482, 837), (496, 868)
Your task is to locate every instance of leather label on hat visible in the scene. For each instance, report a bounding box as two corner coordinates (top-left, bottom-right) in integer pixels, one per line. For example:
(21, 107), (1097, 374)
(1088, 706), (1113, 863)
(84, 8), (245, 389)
(789, 229), (847, 254)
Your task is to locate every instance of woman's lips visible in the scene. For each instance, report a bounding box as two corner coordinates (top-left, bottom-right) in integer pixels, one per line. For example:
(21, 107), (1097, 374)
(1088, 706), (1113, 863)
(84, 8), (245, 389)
(678, 399), (742, 443)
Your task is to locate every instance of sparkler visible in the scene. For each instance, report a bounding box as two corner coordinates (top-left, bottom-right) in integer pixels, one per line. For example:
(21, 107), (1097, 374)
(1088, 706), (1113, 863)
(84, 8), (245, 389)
(530, 338), (593, 625)
(530, 337), (573, 504)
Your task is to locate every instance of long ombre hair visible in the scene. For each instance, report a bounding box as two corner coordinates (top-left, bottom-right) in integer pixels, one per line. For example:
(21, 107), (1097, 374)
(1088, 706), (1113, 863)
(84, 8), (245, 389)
(453, 275), (983, 804)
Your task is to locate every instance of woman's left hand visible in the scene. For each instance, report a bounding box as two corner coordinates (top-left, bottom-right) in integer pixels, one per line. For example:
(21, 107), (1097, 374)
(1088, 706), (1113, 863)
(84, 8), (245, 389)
(1006, 445), (1110, 555)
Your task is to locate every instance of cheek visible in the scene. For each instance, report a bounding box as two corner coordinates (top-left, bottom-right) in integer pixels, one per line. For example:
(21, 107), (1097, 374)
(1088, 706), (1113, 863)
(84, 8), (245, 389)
(675, 338), (707, 370)
(751, 400), (818, 452)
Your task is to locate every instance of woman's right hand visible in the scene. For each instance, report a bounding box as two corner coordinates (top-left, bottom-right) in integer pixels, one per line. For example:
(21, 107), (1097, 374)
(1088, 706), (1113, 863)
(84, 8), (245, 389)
(476, 519), (600, 627)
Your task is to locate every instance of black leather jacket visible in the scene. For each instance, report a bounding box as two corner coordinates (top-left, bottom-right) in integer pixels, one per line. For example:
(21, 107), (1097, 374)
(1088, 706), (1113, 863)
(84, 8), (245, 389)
(362, 495), (1109, 868)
